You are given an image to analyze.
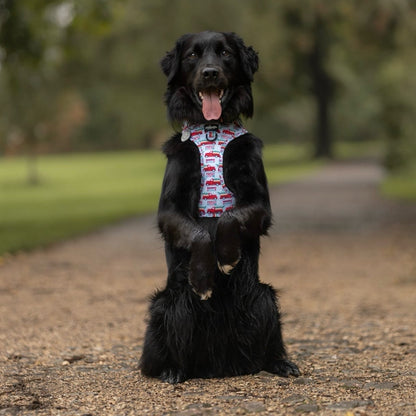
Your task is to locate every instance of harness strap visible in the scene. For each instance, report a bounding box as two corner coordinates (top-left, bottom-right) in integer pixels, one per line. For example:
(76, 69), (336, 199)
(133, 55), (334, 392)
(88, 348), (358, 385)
(182, 122), (247, 218)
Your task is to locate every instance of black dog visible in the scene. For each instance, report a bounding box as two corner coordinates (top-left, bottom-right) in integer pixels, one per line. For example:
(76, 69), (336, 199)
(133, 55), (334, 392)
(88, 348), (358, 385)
(140, 31), (299, 383)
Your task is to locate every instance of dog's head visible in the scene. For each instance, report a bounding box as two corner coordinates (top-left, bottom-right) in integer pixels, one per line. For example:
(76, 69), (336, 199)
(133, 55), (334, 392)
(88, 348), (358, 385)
(161, 31), (258, 124)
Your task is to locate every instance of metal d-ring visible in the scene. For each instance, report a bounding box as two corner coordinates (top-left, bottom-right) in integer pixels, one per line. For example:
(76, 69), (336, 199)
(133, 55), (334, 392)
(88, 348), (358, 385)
(204, 124), (219, 141)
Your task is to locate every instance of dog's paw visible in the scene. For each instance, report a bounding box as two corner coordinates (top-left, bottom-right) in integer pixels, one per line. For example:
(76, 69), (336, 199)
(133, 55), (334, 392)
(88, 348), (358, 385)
(217, 258), (240, 275)
(192, 286), (212, 301)
(189, 260), (215, 300)
(189, 235), (216, 299)
(189, 259), (214, 300)
(216, 215), (241, 275)
(267, 359), (300, 378)
(160, 368), (187, 384)
(188, 275), (214, 300)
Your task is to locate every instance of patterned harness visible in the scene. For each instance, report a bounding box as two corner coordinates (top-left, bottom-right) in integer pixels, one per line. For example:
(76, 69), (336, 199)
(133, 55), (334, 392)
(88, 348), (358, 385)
(181, 122), (247, 218)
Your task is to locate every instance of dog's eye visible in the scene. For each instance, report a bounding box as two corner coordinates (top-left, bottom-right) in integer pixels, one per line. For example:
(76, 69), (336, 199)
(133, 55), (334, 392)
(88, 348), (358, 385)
(189, 52), (198, 59)
(221, 50), (231, 57)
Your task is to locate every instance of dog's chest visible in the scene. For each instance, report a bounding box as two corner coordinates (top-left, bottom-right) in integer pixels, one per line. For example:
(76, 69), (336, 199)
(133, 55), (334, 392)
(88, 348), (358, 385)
(184, 123), (247, 218)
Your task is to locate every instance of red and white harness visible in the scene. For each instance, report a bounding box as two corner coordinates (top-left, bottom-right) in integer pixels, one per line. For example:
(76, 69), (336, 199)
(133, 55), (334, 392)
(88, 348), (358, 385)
(181, 122), (247, 218)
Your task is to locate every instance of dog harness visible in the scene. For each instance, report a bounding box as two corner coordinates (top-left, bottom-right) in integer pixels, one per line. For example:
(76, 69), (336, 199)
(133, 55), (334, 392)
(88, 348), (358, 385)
(181, 122), (247, 217)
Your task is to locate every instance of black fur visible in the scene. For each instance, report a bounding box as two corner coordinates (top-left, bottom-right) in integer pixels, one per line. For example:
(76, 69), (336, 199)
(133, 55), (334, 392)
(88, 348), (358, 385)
(140, 31), (299, 383)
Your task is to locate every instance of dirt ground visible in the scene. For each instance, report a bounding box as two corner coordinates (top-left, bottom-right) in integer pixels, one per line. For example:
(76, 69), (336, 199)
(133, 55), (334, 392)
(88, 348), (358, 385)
(0, 160), (415, 415)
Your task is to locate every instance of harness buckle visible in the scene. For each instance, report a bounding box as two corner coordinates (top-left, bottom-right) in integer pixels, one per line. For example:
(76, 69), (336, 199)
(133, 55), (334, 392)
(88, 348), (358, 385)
(204, 124), (219, 141)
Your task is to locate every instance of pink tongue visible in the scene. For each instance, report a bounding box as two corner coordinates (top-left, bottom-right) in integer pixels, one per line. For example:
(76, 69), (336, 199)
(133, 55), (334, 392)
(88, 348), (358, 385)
(201, 90), (222, 120)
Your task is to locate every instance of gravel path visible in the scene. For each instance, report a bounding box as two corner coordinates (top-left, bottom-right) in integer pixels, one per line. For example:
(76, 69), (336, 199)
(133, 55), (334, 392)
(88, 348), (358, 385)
(0, 160), (415, 415)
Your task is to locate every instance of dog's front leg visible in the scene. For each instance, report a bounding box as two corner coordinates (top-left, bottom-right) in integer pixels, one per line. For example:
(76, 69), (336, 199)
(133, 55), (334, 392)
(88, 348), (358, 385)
(216, 204), (271, 275)
(159, 211), (215, 299)
(215, 212), (241, 275)
(189, 230), (216, 299)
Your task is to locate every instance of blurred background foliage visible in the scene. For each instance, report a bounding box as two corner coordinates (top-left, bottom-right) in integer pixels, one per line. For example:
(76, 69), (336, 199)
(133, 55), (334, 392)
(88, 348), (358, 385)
(1, 0), (415, 254)
(1, 0), (415, 165)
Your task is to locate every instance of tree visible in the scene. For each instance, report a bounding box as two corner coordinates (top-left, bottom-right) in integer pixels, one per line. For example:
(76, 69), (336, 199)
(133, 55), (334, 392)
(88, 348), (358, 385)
(0, 0), (69, 182)
(283, 5), (336, 158)
(1, 0), (415, 169)
(0, 0), (116, 181)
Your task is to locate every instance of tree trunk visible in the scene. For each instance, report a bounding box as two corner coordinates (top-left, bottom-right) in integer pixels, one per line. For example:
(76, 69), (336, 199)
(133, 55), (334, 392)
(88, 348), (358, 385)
(27, 152), (39, 185)
(26, 131), (40, 186)
(310, 16), (333, 159)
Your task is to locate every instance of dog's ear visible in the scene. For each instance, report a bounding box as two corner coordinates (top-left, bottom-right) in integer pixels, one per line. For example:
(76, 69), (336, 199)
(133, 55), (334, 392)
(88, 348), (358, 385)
(225, 33), (259, 82)
(161, 34), (190, 84)
(161, 48), (179, 84)
(240, 45), (259, 82)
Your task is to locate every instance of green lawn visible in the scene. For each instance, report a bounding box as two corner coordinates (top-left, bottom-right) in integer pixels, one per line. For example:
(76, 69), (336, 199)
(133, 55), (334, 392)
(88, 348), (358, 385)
(334, 140), (416, 202)
(0, 151), (165, 255)
(381, 165), (416, 201)
(334, 140), (384, 160)
(263, 143), (323, 184)
(0, 144), (321, 256)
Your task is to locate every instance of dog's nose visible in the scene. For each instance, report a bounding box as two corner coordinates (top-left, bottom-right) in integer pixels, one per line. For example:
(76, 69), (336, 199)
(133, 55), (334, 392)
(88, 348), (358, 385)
(202, 67), (219, 80)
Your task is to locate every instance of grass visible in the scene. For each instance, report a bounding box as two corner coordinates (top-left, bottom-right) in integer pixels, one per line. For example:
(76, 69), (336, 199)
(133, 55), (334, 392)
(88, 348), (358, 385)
(4, 139), (413, 256)
(0, 151), (165, 255)
(263, 143), (323, 184)
(334, 140), (384, 160)
(334, 140), (416, 201)
(381, 165), (416, 201)
(0, 144), (321, 256)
